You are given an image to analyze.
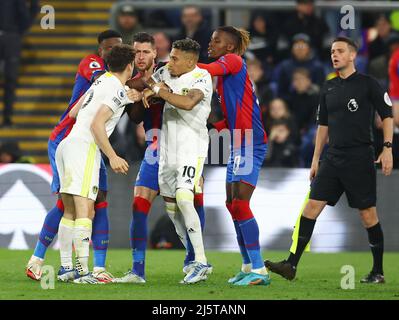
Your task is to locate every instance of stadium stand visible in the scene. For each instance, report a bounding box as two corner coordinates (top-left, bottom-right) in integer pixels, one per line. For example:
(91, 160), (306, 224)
(0, 0), (114, 163)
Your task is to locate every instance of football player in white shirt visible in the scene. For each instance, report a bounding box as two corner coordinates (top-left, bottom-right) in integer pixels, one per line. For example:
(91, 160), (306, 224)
(55, 44), (142, 283)
(143, 39), (213, 283)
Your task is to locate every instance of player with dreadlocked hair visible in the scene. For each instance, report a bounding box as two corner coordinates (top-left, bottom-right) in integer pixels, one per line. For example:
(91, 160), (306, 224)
(198, 26), (270, 286)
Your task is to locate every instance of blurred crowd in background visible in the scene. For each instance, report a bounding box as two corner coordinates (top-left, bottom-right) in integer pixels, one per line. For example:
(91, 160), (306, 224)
(2, 0), (399, 169)
(108, 0), (399, 169)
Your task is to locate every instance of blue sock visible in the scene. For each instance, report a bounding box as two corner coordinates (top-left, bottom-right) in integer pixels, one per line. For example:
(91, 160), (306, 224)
(239, 218), (263, 269)
(33, 200), (64, 259)
(130, 197), (150, 278)
(227, 202), (251, 265)
(92, 202), (109, 269)
(184, 193), (206, 266)
(233, 220), (251, 265)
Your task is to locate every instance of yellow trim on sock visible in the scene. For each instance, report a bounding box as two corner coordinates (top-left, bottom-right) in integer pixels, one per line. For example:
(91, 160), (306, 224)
(80, 142), (97, 197)
(74, 218), (92, 229)
(290, 190), (311, 254)
(60, 217), (75, 228)
(165, 202), (177, 215)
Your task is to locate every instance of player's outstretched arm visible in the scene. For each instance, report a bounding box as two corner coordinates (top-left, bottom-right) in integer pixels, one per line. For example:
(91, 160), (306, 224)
(68, 92), (88, 119)
(125, 101), (146, 124)
(310, 125), (328, 181)
(153, 86), (204, 111)
(91, 105), (129, 175)
(197, 62), (226, 76)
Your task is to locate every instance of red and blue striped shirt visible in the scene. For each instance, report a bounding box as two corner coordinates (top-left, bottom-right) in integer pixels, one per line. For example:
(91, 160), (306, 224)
(198, 53), (267, 147)
(49, 54), (105, 143)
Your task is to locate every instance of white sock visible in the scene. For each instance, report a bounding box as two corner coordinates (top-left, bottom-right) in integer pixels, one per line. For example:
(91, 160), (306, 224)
(241, 263), (252, 273)
(93, 267), (105, 274)
(165, 202), (187, 248)
(59, 217), (74, 270)
(252, 266), (268, 275)
(176, 188), (207, 265)
(73, 218), (92, 275)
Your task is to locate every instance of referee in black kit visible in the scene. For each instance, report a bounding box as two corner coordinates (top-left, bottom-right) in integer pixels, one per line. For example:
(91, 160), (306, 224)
(265, 37), (394, 283)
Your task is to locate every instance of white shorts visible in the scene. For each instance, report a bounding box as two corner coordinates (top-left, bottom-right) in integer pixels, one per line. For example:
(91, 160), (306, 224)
(158, 156), (205, 198)
(55, 137), (101, 201)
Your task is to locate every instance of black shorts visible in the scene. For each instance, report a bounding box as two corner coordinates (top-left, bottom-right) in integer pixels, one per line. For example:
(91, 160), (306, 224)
(310, 146), (376, 209)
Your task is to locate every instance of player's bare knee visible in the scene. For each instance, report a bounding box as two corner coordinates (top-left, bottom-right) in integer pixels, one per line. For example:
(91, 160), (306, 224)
(63, 211), (75, 220)
(303, 199), (325, 219)
(359, 207), (378, 228)
(134, 186), (157, 202)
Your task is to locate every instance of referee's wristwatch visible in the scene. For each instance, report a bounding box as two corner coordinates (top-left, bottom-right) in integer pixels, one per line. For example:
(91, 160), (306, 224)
(383, 141), (392, 148)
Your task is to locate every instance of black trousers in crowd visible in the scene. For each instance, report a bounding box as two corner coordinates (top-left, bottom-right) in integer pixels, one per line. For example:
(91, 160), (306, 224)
(0, 32), (22, 125)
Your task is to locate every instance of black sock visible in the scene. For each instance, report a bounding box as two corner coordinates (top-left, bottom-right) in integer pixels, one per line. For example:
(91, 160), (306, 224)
(366, 222), (384, 275)
(287, 216), (316, 268)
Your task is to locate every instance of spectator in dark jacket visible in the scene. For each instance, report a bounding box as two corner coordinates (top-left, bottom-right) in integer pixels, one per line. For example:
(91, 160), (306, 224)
(247, 11), (278, 67)
(109, 2), (143, 45)
(175, 5), (212, 63)
(0, 0), (39, 127)
(263, 98), (299, 144)
(263, 119), (299, 168)
(368, 14), (396, 61)
(246, 57), (274, 107)
(282, 0), (330, 57)
(274, 33), (325, 100)
(287, 68), (319, 136)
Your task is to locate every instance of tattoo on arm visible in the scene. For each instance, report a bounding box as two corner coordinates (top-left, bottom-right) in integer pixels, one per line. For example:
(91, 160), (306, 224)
(187, 89), (204, 105)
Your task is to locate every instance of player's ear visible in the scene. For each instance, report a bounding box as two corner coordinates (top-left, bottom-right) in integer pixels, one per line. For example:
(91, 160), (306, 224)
(226, 43), (235, 53)
(350, 50), (356, 62)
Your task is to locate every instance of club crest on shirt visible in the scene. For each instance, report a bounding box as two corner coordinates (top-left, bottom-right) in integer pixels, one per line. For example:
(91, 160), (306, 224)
(92, 186), (98, 195)
(347, 98), (359, 112)
(89, 61), (101, 69)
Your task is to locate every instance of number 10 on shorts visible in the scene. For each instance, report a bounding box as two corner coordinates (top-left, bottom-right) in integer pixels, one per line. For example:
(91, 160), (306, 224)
(182, 166), (196, 179)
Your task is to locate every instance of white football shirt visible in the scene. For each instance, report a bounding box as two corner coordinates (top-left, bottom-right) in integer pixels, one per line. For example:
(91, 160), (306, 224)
(152, 65), (212, 159)
(68, 72), (131, 143)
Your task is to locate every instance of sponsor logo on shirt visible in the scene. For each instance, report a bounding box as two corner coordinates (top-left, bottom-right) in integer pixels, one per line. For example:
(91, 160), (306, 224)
(112, 97), (122, 106)
(384, 92), (393, 106)
(347, 98), (359, 112)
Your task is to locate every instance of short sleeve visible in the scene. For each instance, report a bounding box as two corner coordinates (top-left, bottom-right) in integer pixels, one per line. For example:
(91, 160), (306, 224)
(369, 76), (393, 120)
(215, 54), (243, 75)
(316, 84), (328, 126)
(191, 72), (212, 99)
(102, 84), (128, 113)
(78, 55), (105, 82)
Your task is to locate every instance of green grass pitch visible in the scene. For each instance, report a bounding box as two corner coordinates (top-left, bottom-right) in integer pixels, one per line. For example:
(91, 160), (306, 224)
(1, 249), (398, 300)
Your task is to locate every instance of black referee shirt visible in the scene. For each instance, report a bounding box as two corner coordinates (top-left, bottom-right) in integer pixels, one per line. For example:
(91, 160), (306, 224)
(317, 71), (393, 149)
